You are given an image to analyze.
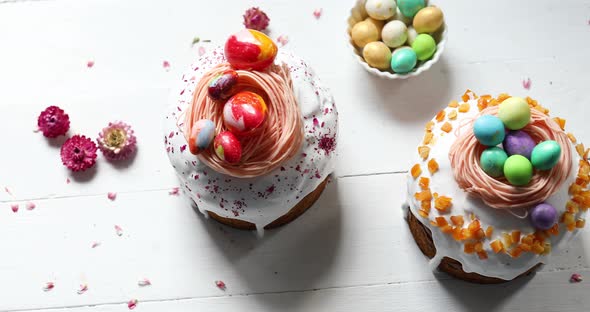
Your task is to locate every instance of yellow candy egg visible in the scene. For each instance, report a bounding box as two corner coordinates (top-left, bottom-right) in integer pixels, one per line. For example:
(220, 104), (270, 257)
(364, 17), (385, 33)
(362, 41), (392, 70)
(351, 20), (380, 48)
(413, 6), (444, 34)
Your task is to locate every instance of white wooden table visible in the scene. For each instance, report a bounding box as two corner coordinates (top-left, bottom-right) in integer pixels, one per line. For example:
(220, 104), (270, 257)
(0, 0), (589, 311)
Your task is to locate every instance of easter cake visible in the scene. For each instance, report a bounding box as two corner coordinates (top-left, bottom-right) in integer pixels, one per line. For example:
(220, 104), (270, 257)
(404, 90), (589, 283)
(164, 30), (338, 232)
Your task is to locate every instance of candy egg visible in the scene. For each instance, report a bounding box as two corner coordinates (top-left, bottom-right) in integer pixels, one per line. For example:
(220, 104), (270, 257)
(503, 130), (536, 159)
(480, 147), (508, 178)
(224, 29), (278, 71)
(498, 97), (531, 130)
(390, 47), (417, 73)
(214, 131), (242, 164)
(530, 202), (558, 230)
(363, 41), (392, 70)
(208, 69), (239, 101)
(407, 26), (419, 45)
(382, 20), (408, 48)
(473, 115), (505, 146)
(411, 33), (436, 61)
(365, 0), (396, 20)
(531, 140), (562, 170)
(223, 91), (267, 136)
(413, 6), (444, 34)
(188, 119), (216, 155)
(397, 0), (426, 18)
(392, 7), (412, 25)
(504, 155), (533, 186)
(351, 20), (380, 48)
(364, 17), (385, 32)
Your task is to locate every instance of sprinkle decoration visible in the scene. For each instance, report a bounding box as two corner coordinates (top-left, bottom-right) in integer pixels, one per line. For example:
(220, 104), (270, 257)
(97, 121), (137, 161)
(163, 60), (171, 71)
(138, 278), (152, 287)
(43, 282), (55, 292)
(10, 204), (18, 213)
(277, 35), (289, 47)
(61, 135), (98, 172)
(313, 8), (323, 19)
(169, 187), (180, 195)
(522, 78), (531, 90)
(127, 299), (138, 310)
(91, 241), (101, 248)
(107, 192), (117, 201)
(38, 106), (70, 138)
(570, 273), (583, 283)
(87, 60), (94, 68)
(115, 225), (123, 237)
(198, 46), (207, 56)
(215, 280), (226, 290)
(77, 284), (88, 295)
(26, 202), (36, 210)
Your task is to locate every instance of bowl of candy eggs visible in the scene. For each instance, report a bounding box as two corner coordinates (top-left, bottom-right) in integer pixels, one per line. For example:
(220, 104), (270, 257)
(347, 0), (447, 79)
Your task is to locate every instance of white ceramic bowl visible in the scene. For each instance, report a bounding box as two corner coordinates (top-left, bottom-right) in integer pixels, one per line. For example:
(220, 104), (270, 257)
(347, 0), (447, 80)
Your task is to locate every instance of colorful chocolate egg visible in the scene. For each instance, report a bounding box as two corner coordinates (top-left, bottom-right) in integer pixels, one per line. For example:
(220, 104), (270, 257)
(223, 91), (267, 136)
(480, 147), (508, 178)
(397, 0), (425, 18)
(390, 47), (417, 73)
(208, 69), (239, 101)
(503, 130), (536, 159)
(382, 20), (408, 48)
(365, 0), (396, 20)
(363, 41), (392, 70)
(473, 115), (505, 146)
(498, 97), (531, 130)
(224, 29), (278, 71)
(413, 6), (444, 34)
(504, 155), (533, 186)
(351, 20), (380, 48)
(530, 202), (558, 230)
(214, 131), (242, 164)
(189, 119), (216, 155)
(531, 140), (562, 170)
(411, 34), (436, 61)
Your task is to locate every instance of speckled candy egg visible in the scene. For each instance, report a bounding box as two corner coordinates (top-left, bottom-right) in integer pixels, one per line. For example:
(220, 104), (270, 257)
(473, 115), (505, 146)
(504, 155), (533, 186)
(413, 6), (444, 34)
(498, 97), (531, 130)
(363, 41), (392, 70)
(223, 91), (267, 137)
(531, 140), (562, 170)
(224, 29), (278, 71)
(208, 69), (239, 101)
(351, 20), (380, 48)
(189, 119), (216, 155)
(214, 131), (242, 164)
(390, 47), (417, 73)
(397, 0), (425, 18)
(365, 0), (396, 20)
(530, 202), (558, 230)
(480, 147), (508, 178)
(382, 20), (408, 48)
(503, 130), (536, 159)
(411, 33), (436, 61)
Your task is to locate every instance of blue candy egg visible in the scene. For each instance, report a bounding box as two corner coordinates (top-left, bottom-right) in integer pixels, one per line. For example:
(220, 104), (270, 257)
(531, 140), (561, 170)
(390, 47), (417, 74)
(480, 147), (508, 178)
(189, 119), (216, 155)
(473, 115), (505, 146)
(397, 0), (425, 18)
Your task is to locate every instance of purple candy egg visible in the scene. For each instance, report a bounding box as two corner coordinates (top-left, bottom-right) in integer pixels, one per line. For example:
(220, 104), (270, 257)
(503, 130), (536, 159)
(530, 202), (557, 230)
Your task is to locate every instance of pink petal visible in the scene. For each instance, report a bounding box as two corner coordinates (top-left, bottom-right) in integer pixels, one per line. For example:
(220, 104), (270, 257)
(128, 299), (138, 310)
(169, 187), (180, 195)
(66, 178), (71, 184)
(276, 35), (289, 47)
(522, 78), (531, 90)
(4, 187), (12, 196)
(43, 282), (55, 292)
(26, 202), (36, 210)
(11, 204), (18, 213)
(198, 46), (206, 56)
(115, 225), (123, 237)
(215, 280), (226, 290)
(163, 60), (171, 71)
(107, 192), (117, 201)
(313, 9), (322, 19)
(138, 278), (152, 287)
(77, 284), (88, 294)
(570, 273), (583, 283)
(91, 241), (101, 248)
(87, 60), (94, 68)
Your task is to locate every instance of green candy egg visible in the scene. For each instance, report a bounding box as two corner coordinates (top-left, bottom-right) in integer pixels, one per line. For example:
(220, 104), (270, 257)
(411, 34), (436, 61)
(391, 47), (417, 73)
(504, 155), (533, 186)
(498, 97), (531, 130)
(480, 147), (508, 178)
(531, 140), (561, 170)
(397, 0), (425, 18)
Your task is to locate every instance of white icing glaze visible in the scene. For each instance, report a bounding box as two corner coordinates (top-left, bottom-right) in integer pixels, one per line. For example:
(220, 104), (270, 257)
(405, 96), (586, 280)
(164, 49), (338, 229)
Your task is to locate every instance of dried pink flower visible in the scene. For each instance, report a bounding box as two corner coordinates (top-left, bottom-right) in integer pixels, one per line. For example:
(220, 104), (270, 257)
(107, 192), (117, 201)
(313, 9), (322, 19)
(522, 78), (531, 90)
(277, 35), (289, 47)
(37, 106), (70, 138)
(91, 241), (101, 248)
(11, 204), (18, 213)
(60, 135), (98, 172)
(169, 187), (180, 195)
(97, 121), (137, 161)
(128, 299), (138, 310)
(77, 284), (88, 294)
(570, 273), (583, 283)
(87, 60), (95, 68)
(243, 7), (270, 31)
(43, 282), (55, 291)
(215, 280), (226, 290)
(198, 46), (207, 56)
(163, 60), (171, 70)
(26, 202), (36, 210)
(138, 278), (151, 287)
(115, 225), (123, 236)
